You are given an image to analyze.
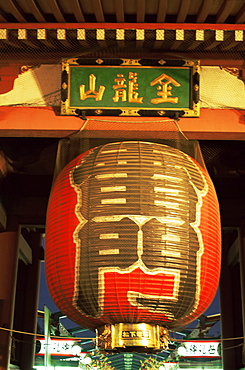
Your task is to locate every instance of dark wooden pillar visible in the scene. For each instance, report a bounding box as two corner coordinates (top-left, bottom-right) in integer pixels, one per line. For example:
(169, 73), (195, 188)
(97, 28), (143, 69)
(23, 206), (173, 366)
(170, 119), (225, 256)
(239, 223), (245, 369)
(0, 232), (19, 370)
(13, 230), (43, 370)
(220, 228), (244, 370)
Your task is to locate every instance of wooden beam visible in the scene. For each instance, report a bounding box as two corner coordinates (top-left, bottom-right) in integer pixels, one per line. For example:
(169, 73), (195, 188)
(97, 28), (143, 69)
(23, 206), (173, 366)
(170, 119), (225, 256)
(18, 234), (32, 265)
(28, 0), (46, 23)
(92, 0), (105, 23)
(156, 0), (168, 23)
(1, 23), (245, 31)
(4, 0), (27, 22)
(48, 0), (66, 23)
(196, 0), (213, 23)
(0, 107), (245, 140)
(70, 0), (85, 23)
(216, 0), (236, 24)
(0, 202), (7, 231)
(0, 53), (244, 65)
(236, 2), (245, 23)
(136, 0), (145, 23)
(176, 0), (191, 23)
(0, 9), (8, 22)
(115, 0), (124, 23)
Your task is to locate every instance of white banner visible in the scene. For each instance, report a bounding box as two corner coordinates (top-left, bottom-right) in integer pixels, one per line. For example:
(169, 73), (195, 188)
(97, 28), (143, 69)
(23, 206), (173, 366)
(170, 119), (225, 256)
(178, 340), (221, 357)
(38, 339), (79, 355)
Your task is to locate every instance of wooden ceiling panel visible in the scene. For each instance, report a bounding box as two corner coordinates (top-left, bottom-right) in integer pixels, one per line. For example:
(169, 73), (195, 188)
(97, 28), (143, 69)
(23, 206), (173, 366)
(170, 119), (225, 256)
(0, 9), (8, 22)
(4, 0), (28, 22)
(28, 0), (46, 22)
(176, 0), (191, 22)
(48, 0), (66, 22)
(115, 0), (125, 22)
(0, 0), (244, 24)
(156, 0), (168, 22)
(0, 1), (244, 64)
(70, 0), (85, 22)
(196, 0), (213, 23)
(216, 0), (236, 23)
(235, 2), (245, 23)
(92, 0), (105, 22)
(136, 0), (145, 22)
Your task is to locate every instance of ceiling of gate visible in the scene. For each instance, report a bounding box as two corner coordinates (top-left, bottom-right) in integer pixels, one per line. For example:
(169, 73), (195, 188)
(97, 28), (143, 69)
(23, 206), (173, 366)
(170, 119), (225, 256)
(0, 0), (245, 24)
(0, 0), (245, 63)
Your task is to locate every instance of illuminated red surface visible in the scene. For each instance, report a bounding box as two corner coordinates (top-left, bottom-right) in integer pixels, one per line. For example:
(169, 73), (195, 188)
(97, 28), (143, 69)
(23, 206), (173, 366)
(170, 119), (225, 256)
(45, 142), (221, 330)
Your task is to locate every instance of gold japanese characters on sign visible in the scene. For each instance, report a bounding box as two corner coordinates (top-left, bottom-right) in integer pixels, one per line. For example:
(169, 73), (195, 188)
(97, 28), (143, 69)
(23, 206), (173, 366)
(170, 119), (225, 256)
(61, 58), (200, 117)
(122, 330), (150, 339)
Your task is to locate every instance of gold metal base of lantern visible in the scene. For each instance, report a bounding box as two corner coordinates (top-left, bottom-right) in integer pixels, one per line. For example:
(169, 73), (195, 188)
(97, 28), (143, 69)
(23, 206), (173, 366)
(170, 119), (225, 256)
(96, 323), (169, 352)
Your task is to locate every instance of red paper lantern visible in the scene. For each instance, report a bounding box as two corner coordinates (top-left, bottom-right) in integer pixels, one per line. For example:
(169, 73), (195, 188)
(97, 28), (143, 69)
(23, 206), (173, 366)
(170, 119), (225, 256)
(45, 141), (221, 350)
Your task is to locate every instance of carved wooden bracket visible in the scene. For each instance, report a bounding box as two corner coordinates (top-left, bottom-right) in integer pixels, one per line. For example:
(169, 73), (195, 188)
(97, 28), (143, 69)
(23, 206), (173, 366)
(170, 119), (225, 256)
(221, 66), (245, 84)
(0, 64), (34, 94)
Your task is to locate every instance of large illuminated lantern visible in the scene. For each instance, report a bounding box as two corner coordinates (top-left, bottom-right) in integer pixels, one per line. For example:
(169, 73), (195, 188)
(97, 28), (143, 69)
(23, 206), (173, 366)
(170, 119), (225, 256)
(45, 141), (221, 351)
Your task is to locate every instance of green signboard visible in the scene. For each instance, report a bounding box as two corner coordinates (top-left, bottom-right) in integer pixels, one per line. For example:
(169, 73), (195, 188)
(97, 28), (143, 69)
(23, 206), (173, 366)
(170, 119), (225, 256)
(61, 58), (200, 117)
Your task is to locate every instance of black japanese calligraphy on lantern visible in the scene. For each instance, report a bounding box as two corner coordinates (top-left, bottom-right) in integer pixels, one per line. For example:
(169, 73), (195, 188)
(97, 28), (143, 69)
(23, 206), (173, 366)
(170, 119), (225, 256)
(70, 142), (207, 320)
